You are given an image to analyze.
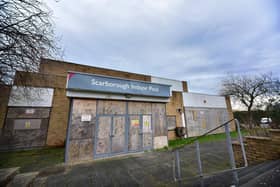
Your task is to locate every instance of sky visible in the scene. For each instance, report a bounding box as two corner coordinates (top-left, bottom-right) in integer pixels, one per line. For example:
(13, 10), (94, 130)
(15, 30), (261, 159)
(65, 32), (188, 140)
(46, 0), (280, 95)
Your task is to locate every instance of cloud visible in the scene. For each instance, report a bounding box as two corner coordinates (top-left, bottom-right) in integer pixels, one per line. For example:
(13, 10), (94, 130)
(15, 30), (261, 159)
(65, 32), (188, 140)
(47, 0), (280, 94)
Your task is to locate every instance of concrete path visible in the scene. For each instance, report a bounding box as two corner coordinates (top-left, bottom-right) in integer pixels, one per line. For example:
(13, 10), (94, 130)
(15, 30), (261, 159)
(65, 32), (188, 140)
(32, 141), (232, 187)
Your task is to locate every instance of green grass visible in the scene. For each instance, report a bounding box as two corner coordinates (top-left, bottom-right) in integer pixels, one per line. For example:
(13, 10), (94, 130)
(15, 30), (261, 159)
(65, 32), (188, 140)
(168, 130), (248, 149)
(0, 147), (65, 172)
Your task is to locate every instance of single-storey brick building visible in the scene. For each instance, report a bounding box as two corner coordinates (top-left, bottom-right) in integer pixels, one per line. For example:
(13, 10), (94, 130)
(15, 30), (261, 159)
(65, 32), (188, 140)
(0, 58), (234, 162)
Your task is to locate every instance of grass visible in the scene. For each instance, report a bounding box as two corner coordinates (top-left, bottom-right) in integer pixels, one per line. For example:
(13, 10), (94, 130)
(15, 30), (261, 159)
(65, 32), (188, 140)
(0, 147), (65, 172)
(168, 130), (248, 149)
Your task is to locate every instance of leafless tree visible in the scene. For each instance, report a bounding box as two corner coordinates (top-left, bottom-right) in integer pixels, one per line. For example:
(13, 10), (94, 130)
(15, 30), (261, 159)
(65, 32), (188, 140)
(0, 0), (60, 84)
(220, 73), (279, 128)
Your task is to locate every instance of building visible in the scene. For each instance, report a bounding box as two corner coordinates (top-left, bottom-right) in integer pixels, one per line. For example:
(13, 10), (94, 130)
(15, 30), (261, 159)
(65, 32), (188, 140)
(0, 59), (234, 163)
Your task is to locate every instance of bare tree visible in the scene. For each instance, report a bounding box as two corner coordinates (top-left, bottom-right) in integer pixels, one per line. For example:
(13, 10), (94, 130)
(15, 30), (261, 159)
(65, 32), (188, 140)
(0, 0), (60, 84)
(220, 73), (279, 128)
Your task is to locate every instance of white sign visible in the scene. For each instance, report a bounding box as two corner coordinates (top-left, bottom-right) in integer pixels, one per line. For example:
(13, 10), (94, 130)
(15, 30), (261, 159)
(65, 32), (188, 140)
(25, 109), (35, 114)
(81, 114), (92, 122)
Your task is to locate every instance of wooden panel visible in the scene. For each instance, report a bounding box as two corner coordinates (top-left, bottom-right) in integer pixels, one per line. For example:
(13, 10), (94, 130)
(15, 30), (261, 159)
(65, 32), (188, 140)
(128, 116), (141, 151)
(96, 116), (111, 155)
(152, 103), (167, 137)
(7, 108), (50, 119)
(78, 139), (94, 161)
(111, 116), (126, 153)
(143, 115), (152, 149)
(185, 107), (231, 137)
(70, 99), (96, 141)
(97, 100), (126, 115)
(128, 102), (152, 115)
(0, 118), (49, 149)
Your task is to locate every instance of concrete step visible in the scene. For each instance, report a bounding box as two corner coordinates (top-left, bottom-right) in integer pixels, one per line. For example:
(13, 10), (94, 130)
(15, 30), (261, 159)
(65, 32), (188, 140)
(0, 167), (20, 186)
(7, 172), (39, 187)
(238, 160), (280, 185)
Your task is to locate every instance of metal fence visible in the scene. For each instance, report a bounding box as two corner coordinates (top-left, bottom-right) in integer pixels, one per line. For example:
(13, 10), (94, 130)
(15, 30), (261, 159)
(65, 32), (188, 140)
(171, 119), (247, 186)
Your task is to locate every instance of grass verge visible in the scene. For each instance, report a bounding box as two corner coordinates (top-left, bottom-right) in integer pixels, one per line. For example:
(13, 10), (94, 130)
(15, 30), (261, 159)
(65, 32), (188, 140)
(168, 130), (248, 149)
(0, 147), (64, 172)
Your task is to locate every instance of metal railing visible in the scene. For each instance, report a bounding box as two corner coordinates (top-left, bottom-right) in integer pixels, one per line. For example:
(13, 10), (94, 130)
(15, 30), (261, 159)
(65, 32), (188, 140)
(172, 118), (248, 186)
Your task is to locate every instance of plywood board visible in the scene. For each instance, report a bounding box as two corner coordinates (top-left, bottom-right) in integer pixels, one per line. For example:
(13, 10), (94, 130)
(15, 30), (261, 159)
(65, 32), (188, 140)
(128, 102), (152, 114)
(96, 116), (111, 155)
(152, 103), (167, 137)
(7, 108), (50, 119)
(97, 100), (126, 115)
(128, 116), (141, 151)
(184, 107), (230, 137)
(111, 116), (126, 153)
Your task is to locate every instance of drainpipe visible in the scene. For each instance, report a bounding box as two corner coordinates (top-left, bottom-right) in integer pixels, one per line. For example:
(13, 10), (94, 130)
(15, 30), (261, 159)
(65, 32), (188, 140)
(181, 111), (187, 138)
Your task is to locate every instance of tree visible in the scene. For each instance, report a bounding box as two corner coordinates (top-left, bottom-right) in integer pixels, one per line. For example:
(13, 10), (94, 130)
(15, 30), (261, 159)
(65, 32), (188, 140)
(220, 73), (279, 128)
(0, 0), (60, 84)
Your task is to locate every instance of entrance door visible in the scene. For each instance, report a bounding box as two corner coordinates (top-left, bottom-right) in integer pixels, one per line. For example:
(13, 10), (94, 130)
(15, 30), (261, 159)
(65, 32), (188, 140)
(95, 115), (126, 157)
(128, 115), (142, 152)
(111, 116), (126, 154)
(95, 116), (111, 156)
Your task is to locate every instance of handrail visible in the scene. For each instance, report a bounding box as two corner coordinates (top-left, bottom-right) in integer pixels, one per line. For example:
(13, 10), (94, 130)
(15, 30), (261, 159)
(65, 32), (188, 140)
(172, 118), (248, 185)
(172, 118), (235, 151)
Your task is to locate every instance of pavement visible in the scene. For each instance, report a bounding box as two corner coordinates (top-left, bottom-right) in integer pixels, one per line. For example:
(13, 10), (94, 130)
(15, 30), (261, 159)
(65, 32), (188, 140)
(2, 140), (280, 186)
(31, 141), (232, 187)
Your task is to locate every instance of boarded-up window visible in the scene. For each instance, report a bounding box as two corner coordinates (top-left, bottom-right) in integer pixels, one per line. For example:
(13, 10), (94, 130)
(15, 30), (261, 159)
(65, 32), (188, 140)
(167, 116), (176, 130)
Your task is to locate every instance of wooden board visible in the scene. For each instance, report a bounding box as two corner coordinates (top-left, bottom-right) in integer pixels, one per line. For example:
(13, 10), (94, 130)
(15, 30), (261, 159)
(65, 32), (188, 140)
(7, 108), (50, 119)
(152, 103), (167, 137)
(97, 100), (126, 115)
(67, 99), (96, 162)
(111, 116), (126, 153)
(128, 115), (141, 151)
(0, 118), (49, 149)
(128, 102), (152, 114)
(96, 116), (111, 155)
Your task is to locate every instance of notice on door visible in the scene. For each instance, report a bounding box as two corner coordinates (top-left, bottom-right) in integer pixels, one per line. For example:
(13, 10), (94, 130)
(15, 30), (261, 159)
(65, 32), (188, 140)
(81, 114), (92, 122)
(143, 115), (151, 132)
(131, 119), (139, 127)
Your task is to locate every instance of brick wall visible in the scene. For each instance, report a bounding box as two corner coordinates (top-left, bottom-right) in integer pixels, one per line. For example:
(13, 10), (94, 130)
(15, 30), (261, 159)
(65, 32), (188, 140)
(233, 129), (280, 167)
(0, 85), (11, 131)
(40, 58), (151, 82)
(1, 59), (190, 146)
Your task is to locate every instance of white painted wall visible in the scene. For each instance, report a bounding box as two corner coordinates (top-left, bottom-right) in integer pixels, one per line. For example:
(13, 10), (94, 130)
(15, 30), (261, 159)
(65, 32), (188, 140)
(183, 92), (227, 108)
(8, 86), (54, 107)
(151, 76), (183, 94)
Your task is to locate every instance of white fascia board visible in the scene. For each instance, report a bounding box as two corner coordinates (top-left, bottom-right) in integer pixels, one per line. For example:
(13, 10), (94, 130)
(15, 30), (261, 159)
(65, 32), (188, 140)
(67, 90), (170, 103)
(183, 92), (227, 108)
(151, 76), (183, 94)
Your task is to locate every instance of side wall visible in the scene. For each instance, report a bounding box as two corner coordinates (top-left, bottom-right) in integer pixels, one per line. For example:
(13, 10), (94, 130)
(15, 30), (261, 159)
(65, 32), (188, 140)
(233, 129), (280, 167)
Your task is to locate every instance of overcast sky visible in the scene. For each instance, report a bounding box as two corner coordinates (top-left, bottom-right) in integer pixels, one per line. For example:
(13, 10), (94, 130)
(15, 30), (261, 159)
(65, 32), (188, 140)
(47, 0), (280, 95)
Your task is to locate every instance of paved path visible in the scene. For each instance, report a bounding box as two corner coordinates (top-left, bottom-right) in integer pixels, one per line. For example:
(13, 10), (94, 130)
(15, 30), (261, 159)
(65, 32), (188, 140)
(32, 141), (232, 187)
